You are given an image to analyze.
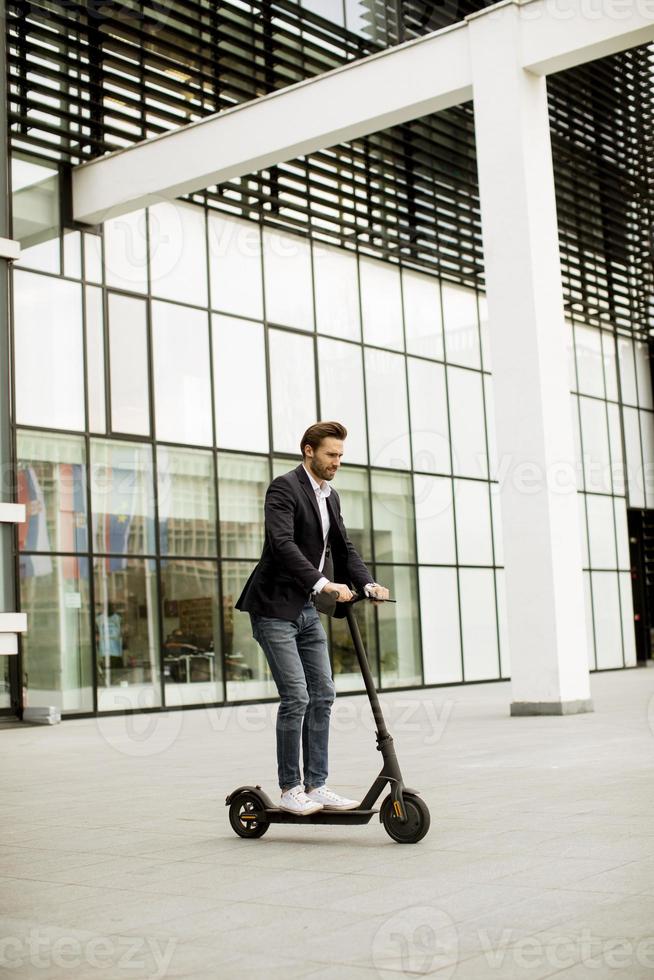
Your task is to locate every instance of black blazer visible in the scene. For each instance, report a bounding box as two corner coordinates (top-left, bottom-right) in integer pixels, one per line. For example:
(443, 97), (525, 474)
(235, 464), (373, 621)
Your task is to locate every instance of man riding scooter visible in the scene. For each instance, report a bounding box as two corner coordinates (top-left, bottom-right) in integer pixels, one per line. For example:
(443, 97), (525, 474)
(235, 421), (389, 815)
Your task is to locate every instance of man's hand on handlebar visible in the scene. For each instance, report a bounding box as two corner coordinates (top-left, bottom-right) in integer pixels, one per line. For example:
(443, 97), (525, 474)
(364, 583), (390, 605)
(324, 583), (354, 603)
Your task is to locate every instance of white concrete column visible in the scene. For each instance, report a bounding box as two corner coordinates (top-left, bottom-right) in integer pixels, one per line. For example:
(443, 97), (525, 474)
(468, 4), (592, 715)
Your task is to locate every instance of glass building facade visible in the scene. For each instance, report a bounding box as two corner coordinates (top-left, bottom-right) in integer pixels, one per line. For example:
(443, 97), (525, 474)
(1, 1), (653, 716)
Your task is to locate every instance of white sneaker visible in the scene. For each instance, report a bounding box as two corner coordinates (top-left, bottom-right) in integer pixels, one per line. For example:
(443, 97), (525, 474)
(305, 785), (360, 810)
(279, 785), (324, 816)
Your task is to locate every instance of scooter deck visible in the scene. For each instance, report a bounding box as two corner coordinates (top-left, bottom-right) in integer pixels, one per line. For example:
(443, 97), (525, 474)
(264, 807), (378, 825)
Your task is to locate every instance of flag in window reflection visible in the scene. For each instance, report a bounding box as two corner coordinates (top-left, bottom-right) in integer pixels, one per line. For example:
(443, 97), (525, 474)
(98, 466), (135, 571)
(60, 462), (88, 579)
(17, 464), (53, 577)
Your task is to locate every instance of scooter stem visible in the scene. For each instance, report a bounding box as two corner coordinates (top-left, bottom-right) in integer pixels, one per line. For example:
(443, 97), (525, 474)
(344, 604), (389, 741)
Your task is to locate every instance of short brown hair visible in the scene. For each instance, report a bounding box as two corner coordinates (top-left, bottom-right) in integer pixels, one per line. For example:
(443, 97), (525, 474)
(300, 421), (347, 457)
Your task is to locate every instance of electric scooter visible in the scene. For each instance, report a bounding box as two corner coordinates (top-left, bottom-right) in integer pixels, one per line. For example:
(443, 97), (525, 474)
(225, 593), (430, 844)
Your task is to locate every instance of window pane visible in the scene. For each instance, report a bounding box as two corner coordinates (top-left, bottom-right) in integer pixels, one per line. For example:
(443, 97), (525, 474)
(575, 323), (605, 398)
(414, 474), (455, 565)
(377, 565), (421, 688)
(313, 242), (360, 340)
(152, 301), (212, 445)
(454, 478), (493, 566)
(619, 571), (637, 666)
(302, 0), (344, 22)
(0, 659), (9, 710)
(213, 315), (269, 452)
(12, 156), (60, 275)
(84, 233), (103, 284)
(157, 447), (216, 557)
(441, 283), (481, 369)
(591, 571), (623, 669)
(642, 409), (654, 508)
(601, 330), (618, 401)
(617, 335), (637, 406)
(91, 439), (156, 557)
(614, 497), (630, 570)
(579, 397), (611, 494)
(623, 406), (644, 507)
(161, 560), (221, 706)
(104, 209), (148, 294)
(20, 556), (92, 713)
(17, 431), (87, 554)
(371, 470), (415, 563)
(583, 570), (596, 670)
(95, 558), (161, 711)
(364, 348), (410, 469)
(459, 568), (499, 681)
(419, 566), (461, 684)
(607, 402), (625, 496)
(108, 293), (150, 436)
(332, 465), (372, 563)
(402, 268), (443, 360)
(208, 213), (263, 320)
(447, 366), (488, 479)
(269, 329), (316, 454)
(408, 358), (450, 474)
(635, 340), (653, 410)
(14, 270), (84, 430)
(586, 494), (617, 569)
(63, 230), (81, 279)
(223, 561), (277, 701)
(263, 229), (313, 330)
(317, 337), (367, 464)
(359, 257), (403, 351)
(85, 285), (106, 433)
(218, 453), (268, 559)
(149, 201), (208, 307)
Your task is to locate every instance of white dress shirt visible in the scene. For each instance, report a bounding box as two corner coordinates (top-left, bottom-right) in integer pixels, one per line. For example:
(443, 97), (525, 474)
(302, 464), (331, 594)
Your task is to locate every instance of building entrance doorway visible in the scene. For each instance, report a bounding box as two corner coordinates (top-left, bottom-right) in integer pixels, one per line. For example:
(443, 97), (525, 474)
(627, 508), (654, 664)
(0, 654), (19, 716)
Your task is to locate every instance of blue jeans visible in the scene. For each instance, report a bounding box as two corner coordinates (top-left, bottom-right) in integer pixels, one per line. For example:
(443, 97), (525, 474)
(250, 602), (336, 792)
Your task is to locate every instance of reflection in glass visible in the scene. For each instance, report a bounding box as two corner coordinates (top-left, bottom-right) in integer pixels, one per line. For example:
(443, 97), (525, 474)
(0, 658), (9, 709)
(331, 600), (377, 693)
(213, 315), (269, 452)
(157, 447), (216, 557)
(161, 560), (221, 706)
(20, 556), (93, 712)
(208, 213), (263, 320)
(359, 256), (404, 351)
(402, 268), (443, 360)
(419, 566), (462, 685)
(312, 242), (360, 340)
(317, 337), (367, 464)
(17, 431), (87, 556)
(108, 293), (150, 436)
(149, 201), (208, 307)
(641, 409), (654, 508)
(372, 470), (415, 563)
(91, 439), (156, 557)
(263, 228), (314, 330)
(623, 406), (644, 507)
(152, 300), (212, 445)
(269, 329), (316, 454)
(95, 558), (161, 711)
(223, 561), (277, 701)
(441, 283), (481, 370)
(14, 270), (85, 431)
(377, 565), (421, 688)
(85, 286), (106, 433)
(332, 465), (372, 563)
(364, 348), (410, 469)
(12, 156), (60, 274)
(104, 209), (148, 294)
(218, 453), (268, 559)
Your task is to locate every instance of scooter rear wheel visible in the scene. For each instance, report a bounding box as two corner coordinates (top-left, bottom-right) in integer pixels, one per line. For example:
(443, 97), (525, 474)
(229, 791), (270, 839)
(381, 793), (430, 843)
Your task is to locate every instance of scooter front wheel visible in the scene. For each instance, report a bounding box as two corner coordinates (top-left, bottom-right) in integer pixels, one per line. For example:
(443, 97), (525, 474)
(381, 793), (430, 844)
(229, 791), (270, 839)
